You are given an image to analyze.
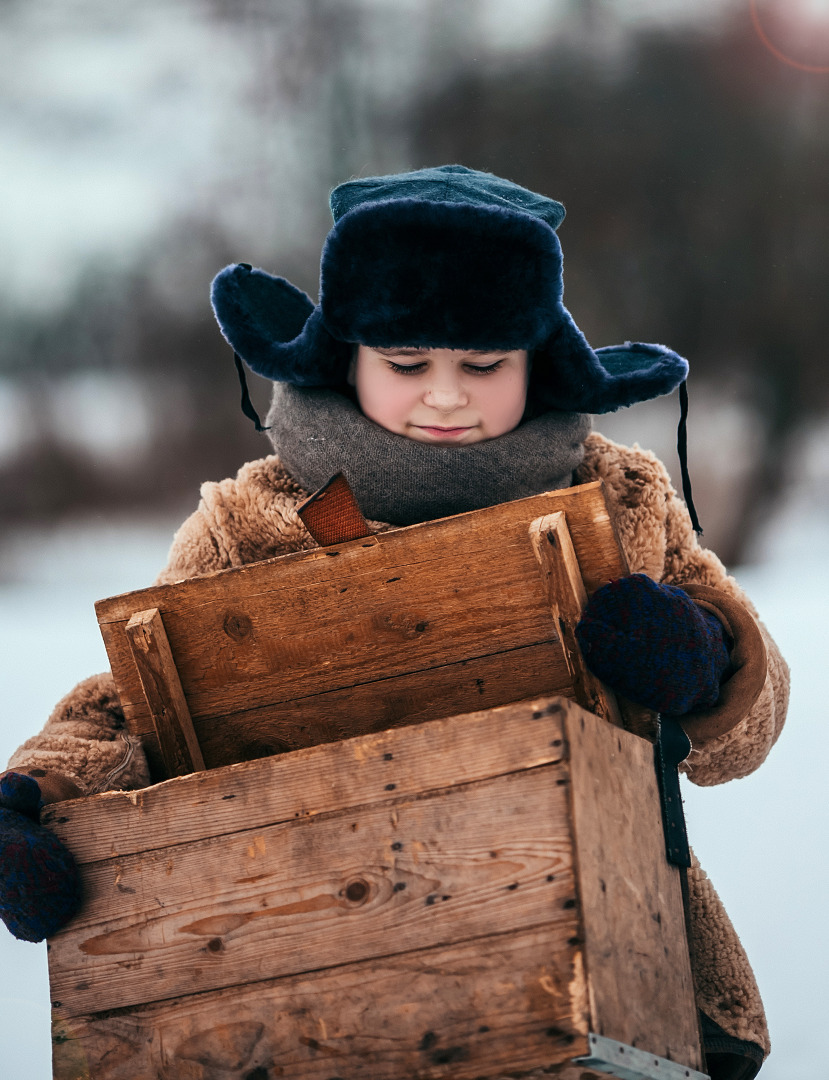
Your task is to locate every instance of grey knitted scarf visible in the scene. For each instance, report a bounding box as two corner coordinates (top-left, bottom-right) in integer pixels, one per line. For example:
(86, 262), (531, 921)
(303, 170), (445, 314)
(266, 384), (591, 526)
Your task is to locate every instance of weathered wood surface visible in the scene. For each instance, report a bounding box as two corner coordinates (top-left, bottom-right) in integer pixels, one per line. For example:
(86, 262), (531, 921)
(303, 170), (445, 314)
(49, 759), (576, 1016)
(568, 705), (704, 1072)
(124, 608), (205, 776)
(43, 697), (570, 865)
(52, 927), (589, 1080)
(95, 482), (625, 777)
(528, 512), (624, 728)
(147, 641), (572, 774)
(47, 697), (703, 1079)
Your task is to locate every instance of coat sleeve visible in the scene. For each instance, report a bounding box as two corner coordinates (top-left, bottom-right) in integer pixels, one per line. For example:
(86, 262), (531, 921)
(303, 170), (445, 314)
(660, 485), (790, 787)
(5, 674), (151, 798)
(3, 504), (230, 795)
(578, 433), (789, 787)
(5, 458), (315, 796)
(1, 518), (225, 795)
(154, 458), (316, 585)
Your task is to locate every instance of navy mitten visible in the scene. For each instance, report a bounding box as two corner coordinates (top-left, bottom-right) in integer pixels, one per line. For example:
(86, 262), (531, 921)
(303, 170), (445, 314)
(575, 574), (730, 714)
(0, 772), (82, 942)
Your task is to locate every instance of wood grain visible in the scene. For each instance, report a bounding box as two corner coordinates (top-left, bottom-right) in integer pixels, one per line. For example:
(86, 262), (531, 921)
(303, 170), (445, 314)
(49, 765), (577, 1017)
(46, 697), (702, 1079)
(95, 482), (626, 777)
(140, 640), (573, 777)
(564, 705), (704, 1071)
(124, 608), (205, 776)
(296, 470), (373, 545)
(44, 697), (571, 865)
(104, 540), (560, 721)
(529, 513), (623, 729)
(52, 926), (589, 1080)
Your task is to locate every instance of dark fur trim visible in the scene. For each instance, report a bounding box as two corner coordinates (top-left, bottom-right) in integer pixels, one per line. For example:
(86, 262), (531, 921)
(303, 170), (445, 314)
(320, 200), (562, 350)
(211, 216), (687, 410)
(530, 308), (688, 414)
(330, 164), (567, 230)
(211, 264), (350, 384)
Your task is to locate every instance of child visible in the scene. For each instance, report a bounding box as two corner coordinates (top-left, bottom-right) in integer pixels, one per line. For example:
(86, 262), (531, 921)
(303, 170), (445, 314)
(1, 166), (788, 1079)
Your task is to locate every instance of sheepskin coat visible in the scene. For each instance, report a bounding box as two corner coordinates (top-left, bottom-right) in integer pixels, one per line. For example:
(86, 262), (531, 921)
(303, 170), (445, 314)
(7, 431), (789, 1065)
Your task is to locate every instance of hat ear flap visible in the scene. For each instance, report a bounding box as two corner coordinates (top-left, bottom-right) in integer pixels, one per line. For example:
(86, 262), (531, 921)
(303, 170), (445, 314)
(591, 342), (689, 412)
(211, 264), (350, 385)
(532, 305), (688, 413)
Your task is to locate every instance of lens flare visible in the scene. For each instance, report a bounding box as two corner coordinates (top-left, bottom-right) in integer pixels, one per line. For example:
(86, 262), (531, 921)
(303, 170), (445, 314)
(750, 0), (829, 73)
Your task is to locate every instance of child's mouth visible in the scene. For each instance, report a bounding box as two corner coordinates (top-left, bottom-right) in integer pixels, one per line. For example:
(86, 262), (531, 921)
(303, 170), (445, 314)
(416, 425), (474, 439)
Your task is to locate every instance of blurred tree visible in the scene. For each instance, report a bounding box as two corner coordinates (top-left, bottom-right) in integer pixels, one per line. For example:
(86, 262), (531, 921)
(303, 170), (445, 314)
(409, 9), (829, 563)
(2, 1), (826, 569)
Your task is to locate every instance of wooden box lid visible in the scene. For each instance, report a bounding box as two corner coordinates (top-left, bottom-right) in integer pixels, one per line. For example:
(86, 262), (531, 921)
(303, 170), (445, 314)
(95, 481), (628, 780)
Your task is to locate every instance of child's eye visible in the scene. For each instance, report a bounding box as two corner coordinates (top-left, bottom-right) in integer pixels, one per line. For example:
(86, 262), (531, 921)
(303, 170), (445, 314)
(464, 360), (504, 375)
(387, 361), (426, 375)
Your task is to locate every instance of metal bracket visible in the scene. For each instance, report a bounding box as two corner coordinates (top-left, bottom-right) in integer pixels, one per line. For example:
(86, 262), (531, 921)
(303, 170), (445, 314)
(573, 1033), (709, 1080)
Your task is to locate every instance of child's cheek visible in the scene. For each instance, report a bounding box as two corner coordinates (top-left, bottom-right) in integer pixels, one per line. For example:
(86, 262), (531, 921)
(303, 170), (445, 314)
(479, 372), (527, 436)
(357, 371), (414, 433)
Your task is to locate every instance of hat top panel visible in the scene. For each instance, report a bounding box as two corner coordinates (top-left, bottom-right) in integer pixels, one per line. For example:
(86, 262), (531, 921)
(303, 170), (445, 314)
(329, 164), (566, 230)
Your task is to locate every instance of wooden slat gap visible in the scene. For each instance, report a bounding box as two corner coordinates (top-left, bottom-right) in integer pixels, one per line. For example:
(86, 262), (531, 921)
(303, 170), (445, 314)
(111, 637), (565, 721)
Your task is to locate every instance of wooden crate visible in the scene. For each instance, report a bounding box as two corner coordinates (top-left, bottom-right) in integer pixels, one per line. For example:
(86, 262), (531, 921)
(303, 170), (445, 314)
(46, 482), (708, 1078)
(94, 481), (628, 781)
(45, 696), (706, 1080)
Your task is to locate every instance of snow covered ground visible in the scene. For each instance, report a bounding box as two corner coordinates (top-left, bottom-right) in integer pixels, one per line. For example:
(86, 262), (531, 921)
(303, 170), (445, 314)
(1, 489), (827, 1076)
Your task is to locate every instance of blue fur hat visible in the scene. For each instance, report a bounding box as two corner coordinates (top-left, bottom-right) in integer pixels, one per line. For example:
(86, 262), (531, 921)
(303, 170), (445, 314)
(211, 164), (688, 414)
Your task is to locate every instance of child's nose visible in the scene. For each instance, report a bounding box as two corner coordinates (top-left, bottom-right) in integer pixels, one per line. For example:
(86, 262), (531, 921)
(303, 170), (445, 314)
(423, 378), (468, 411)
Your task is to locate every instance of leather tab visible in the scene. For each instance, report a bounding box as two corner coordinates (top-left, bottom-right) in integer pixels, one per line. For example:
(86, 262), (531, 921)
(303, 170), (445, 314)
(297, 472), (372, 546)
(655, 715), (692, 868)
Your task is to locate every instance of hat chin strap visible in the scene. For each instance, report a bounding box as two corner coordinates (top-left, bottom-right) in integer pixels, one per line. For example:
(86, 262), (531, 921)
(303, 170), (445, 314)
(234, 352), (269, 432)
(677, 379), (702, 535)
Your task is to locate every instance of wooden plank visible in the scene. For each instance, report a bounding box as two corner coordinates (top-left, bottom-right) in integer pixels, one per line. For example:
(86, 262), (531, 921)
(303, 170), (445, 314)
(47, 700), (698, 1079)
(96, 483), (619, 625)
(564, 706), (704, 1071)
(124, 608), (205, 776)
(529, 513), (623, 729)
(44, 697), (572, 865)
(95, 483), (626, 756)
(52, 926), (590, 1080)
(48, 764), (577, 1017)
(102, 542), (560, 725)
(138, 640), (574, 776)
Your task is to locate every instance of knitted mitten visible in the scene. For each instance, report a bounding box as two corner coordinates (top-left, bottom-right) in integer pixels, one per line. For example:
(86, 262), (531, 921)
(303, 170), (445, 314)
(575, 574), (731, 714)
(0, 772), (82, 942)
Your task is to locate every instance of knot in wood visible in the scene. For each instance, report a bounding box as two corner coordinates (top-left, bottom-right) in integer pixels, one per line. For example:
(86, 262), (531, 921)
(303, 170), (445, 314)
(223, 612), (253, 642)
(344, 878), (369, 904)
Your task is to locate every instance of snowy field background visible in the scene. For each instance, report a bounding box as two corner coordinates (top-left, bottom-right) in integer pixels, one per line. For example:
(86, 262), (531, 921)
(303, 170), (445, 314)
(1, 0), (827, 1073)
(1, 444), (828, 1077)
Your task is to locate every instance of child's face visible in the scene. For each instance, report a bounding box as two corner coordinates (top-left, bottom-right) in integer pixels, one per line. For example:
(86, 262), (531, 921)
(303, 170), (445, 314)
(350, 345), (529, 444)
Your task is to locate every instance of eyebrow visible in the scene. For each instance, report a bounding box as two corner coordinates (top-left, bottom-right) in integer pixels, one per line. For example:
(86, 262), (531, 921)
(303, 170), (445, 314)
(372, 347), (429, 357)
(372, 347), (504, 359)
